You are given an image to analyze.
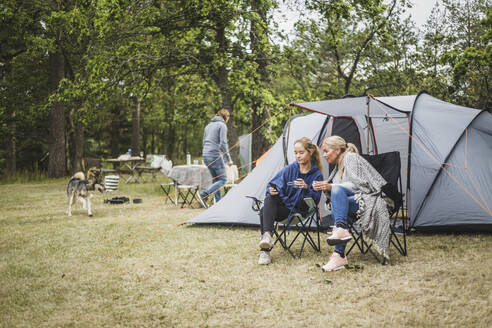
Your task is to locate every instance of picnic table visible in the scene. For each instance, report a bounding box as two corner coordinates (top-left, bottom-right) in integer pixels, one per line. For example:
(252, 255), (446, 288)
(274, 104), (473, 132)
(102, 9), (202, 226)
(102, 157), (144, 183)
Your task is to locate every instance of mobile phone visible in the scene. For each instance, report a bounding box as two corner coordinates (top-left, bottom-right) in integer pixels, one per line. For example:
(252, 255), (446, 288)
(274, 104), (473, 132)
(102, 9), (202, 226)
(269, 182), (278, 191)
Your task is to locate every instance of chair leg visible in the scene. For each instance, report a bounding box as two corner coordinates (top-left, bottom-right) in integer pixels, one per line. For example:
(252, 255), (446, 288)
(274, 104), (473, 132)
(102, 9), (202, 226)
(182, 189), (191, 208)
(273, 228), (297, 259)
(189, 188), (201, 209)
(390, 230), (407, 256)
(346, 227), (364, 256)
(297, 218), (320, 257)
(177, 190), (187, 208)
(272, 215), (322, 259)
(184, 189), (196, 208)
(178, 189), (193, 208)
(160, 184), (174, 204)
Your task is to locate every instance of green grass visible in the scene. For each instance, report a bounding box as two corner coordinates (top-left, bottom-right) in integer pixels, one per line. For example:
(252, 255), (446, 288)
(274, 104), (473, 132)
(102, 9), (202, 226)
(0, 176), (491, 327)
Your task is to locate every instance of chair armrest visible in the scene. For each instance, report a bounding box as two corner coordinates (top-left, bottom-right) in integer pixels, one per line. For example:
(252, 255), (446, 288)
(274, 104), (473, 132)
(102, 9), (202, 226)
(246, 196), (263, 212)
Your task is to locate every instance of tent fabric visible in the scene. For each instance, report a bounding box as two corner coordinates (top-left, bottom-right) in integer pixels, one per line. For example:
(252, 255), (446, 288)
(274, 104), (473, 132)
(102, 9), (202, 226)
(189, 93), (492, 231)
(238, 134), (252, 172)
(295, 95), (415, 117)
(408, 94), (484, 227)
(410, 105), (492, 228)
(332, 117), (363, 153)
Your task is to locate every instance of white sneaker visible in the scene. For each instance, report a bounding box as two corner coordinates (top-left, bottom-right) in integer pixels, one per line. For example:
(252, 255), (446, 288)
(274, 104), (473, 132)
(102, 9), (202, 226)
(258, 232), (274, 249)
(322, 252), (348, 272)
(258, 251), (272, 265)
(327, 227), (352, 245)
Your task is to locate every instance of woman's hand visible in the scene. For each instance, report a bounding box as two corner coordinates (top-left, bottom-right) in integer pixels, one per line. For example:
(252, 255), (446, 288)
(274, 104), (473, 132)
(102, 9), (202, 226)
(312, 180), (332, 191)
(269, 186), (279, 195)
(294, 178), (307, 189)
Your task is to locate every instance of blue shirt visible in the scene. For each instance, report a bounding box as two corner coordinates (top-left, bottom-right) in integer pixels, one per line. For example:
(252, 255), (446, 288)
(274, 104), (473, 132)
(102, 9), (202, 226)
(266, 162), (323, 214)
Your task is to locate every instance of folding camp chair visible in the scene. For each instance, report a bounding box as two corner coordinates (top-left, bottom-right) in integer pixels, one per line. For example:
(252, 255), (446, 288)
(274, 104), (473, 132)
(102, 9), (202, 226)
(175, 183), (202, 208)
(344, 151), (407, 264)
(248, 196), (321, 259)
(160, 182), (176, 204)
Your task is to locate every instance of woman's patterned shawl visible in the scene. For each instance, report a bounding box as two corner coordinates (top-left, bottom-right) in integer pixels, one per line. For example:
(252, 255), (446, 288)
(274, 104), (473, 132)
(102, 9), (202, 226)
(326, 152), (391, 259)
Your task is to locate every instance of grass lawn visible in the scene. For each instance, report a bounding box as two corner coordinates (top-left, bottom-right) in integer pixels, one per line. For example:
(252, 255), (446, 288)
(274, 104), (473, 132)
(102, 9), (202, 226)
(1, 176), (491, 327)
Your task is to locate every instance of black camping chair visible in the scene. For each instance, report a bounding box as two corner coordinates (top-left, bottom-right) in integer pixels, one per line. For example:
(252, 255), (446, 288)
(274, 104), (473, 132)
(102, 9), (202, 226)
(247, 196), (321, 259)
(345, 151), (407, 264)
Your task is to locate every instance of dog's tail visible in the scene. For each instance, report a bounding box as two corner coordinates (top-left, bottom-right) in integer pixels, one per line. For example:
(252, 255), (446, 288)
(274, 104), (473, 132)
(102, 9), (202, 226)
(67, 172), (86, 197)
(71, 172), (85, 181)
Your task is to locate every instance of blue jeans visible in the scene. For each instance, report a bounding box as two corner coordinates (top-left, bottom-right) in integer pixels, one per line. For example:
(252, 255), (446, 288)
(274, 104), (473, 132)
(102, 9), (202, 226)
(201, 156), (227, 202)
(331, 184), (359, 255)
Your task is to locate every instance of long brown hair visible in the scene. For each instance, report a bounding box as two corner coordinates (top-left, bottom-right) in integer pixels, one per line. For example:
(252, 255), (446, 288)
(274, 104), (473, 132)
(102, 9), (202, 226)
(323, 135), (358, 177)
(216, 109), (230, 121)
(294, 137), (323, 171)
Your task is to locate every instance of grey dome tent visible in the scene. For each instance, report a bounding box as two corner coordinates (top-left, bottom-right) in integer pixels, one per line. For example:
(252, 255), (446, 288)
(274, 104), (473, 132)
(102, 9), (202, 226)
(189, 92), (492, 231)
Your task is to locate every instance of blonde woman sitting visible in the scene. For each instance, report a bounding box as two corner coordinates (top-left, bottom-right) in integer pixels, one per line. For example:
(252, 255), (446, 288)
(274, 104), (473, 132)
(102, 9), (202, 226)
(313, 136), (392, 271)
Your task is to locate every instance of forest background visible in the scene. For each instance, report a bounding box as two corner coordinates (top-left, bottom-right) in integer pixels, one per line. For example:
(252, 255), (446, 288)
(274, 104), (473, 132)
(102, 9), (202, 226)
(0, 0), (490, 179)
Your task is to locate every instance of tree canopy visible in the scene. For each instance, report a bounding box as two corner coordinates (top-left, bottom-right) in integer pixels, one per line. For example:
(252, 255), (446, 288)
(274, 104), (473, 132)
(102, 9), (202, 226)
(0, 0), (490, 177)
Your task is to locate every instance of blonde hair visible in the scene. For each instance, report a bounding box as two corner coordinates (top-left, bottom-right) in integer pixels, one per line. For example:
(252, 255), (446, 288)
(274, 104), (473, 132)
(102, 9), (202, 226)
(216, 109), (230, 121)
(294, 137), (323, 171)
(323, 135), (358, 177)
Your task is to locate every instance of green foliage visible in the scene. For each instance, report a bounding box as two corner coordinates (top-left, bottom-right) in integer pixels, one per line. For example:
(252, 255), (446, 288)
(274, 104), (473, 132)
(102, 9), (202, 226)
(440, 3), (491, 109)
(0, 0), (490, 176)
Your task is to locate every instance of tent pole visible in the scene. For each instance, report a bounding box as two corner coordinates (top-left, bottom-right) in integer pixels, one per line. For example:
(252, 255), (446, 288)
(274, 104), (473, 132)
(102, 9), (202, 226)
(366, 97), (370, 154)
(284, 105), (294, 166)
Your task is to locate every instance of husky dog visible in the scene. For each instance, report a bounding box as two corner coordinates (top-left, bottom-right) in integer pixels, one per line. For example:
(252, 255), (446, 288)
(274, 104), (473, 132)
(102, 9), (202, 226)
(66, 168), (105, 217)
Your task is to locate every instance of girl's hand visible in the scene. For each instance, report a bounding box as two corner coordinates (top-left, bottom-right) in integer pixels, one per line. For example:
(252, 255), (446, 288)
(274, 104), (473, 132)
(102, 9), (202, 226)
(312, 181), (331, 191)
(269, 186), (279, 195)
(294, 178), (307, 189)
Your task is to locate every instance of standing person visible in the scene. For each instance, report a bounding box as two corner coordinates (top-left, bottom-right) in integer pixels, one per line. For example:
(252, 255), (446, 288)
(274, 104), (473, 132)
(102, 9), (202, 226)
(198, 109), (233, 207)
(257, 137), (323, 265)
(313, 135), (391, 272)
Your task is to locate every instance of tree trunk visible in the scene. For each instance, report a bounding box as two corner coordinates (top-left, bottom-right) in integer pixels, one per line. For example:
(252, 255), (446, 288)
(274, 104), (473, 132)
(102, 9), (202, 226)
(110, 104), (121, 158)
(131, 98), (140, 157)
(142, 126), (148, 157)
(167, 126), (176, 161)
(165, 82), (177, 161)
(73, 119), (84, 172)
(68, 108), (84, 173)
(251, 106), (270, 162)
(6, 110), (16, 176)
(151, 133), (155, 155)
(214, 24), (239, 164)
(48, 49), (66, 178)
(250, 0), (271, 163)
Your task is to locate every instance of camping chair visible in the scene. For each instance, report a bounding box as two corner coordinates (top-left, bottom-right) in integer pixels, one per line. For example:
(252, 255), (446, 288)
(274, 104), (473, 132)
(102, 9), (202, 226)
(248, 196), (321, 259)
(344, 151), (407, 264)
(175, 182), (202, 208)
(160, 182), (176, 205)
